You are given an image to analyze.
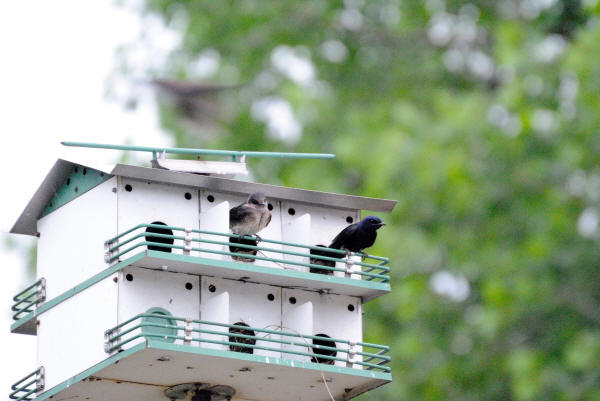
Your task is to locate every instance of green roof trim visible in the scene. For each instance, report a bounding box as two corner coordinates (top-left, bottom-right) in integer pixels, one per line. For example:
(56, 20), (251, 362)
(40, 164), (112, 218)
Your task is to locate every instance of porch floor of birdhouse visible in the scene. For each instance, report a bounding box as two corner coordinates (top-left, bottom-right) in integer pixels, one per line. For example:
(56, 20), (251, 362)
(34, 340), (391, 401)
(10, 250), (389, 336)
(132, 250), (390, 301)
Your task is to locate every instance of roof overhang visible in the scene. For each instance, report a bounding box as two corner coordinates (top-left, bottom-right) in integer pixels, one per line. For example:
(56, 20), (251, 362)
(11, 159), (397, 236)
(10, 159), (115, 236)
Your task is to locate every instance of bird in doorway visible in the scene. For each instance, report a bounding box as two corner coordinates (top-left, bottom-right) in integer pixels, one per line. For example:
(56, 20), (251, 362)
(309, 245), (338, 275)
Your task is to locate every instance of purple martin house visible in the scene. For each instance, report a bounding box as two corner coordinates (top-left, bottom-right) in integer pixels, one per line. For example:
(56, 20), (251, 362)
(9, 145), (396, 401)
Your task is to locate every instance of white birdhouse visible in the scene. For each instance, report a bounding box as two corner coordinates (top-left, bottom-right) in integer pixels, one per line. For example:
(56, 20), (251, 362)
(9, 144), (396, 401)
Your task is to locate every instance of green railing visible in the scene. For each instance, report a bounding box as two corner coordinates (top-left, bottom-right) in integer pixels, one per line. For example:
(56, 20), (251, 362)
(105, 313), (391, 373)
(12, 278), (46, 321)
(9, 367), (44, 401)
(104, 223), (390, 282)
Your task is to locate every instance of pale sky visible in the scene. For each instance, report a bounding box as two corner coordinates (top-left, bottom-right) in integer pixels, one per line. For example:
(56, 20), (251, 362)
(0, 1), (171, 394)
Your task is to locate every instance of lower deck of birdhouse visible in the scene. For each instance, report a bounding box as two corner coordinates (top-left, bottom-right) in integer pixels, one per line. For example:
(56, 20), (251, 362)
(34, 340), (391, 401)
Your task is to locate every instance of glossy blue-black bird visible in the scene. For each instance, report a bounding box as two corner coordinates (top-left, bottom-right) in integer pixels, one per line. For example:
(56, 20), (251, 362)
(328, 216), (385, 254)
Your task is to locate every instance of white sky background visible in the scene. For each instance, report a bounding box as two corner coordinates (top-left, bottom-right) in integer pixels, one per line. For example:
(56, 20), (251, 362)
(0, 1), (171, 393)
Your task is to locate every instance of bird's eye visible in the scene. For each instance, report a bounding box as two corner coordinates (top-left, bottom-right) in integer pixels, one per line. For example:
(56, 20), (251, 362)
(251, 199), (259, 204)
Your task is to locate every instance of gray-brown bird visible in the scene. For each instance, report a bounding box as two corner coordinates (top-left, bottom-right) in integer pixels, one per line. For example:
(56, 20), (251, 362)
(229, 192), (271, 240)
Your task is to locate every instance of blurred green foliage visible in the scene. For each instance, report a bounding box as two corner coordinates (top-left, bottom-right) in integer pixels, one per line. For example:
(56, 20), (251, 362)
(119, 1), (600, 399)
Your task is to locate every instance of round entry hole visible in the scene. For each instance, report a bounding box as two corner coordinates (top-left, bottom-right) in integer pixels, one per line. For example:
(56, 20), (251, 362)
(311, 334), (337, 365)
(145, 222), (174, 253)
(229, 322), (256, 354)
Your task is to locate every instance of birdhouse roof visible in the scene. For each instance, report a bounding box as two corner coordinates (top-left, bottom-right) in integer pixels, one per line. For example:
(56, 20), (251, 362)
(11, 158), (397, 236)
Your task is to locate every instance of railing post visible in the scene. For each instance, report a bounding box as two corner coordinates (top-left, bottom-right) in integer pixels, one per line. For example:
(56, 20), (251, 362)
(183, 228), (192, 256)
(184, 318), (193, 345)
(36, 278), (46, 305)
(345, 254), (355, 278)
(104, 330), (111, 353)
(104, 240), (114, 264)
(346, 342), (357, 368)
(104, 329), (119, 353)
(36, 367), (45, 393)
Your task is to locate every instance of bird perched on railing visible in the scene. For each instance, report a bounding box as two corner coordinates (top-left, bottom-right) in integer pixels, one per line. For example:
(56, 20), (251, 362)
(229, 192), (271, 262)
(229, 192), (271, 240)
(329, 216), (385, 255)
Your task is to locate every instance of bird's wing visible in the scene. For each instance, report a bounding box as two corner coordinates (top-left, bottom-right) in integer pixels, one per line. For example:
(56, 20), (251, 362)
(229, 204), (254, 226)
(328, 223), (358, 249)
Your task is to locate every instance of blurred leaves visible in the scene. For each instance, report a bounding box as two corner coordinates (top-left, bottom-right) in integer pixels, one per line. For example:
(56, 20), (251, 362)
(116, 0), (600, 399)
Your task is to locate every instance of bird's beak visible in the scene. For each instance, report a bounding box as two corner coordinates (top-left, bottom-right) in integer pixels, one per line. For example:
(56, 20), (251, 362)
(376, 222), (386, 227)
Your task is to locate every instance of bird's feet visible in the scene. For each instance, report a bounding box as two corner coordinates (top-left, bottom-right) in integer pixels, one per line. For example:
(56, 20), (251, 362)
(344, 250), (367, 259)
(254, 234), (263, 242)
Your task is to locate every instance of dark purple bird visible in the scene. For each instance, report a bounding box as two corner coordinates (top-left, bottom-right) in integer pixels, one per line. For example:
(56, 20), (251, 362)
(328, 216), (385, 254)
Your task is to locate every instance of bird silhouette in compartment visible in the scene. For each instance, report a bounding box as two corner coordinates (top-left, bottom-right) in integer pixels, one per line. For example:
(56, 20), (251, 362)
(229, 235), (260, 262)
(309, 245), (338, 275)
(145, 221), (174, 252)
(311, 334), (337, 365)
(229, 192), (271, 262)
(329, 216), (386, 256)
(228, 322), (256, 354)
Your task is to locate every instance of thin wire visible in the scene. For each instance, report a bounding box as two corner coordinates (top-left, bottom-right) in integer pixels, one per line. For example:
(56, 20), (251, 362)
(213, 322), (337, 400)
(281, 325), (337, 401)
(259, 324), (337, 401)
(256, 249), (339, 276)
(256, 250), (294, 270)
